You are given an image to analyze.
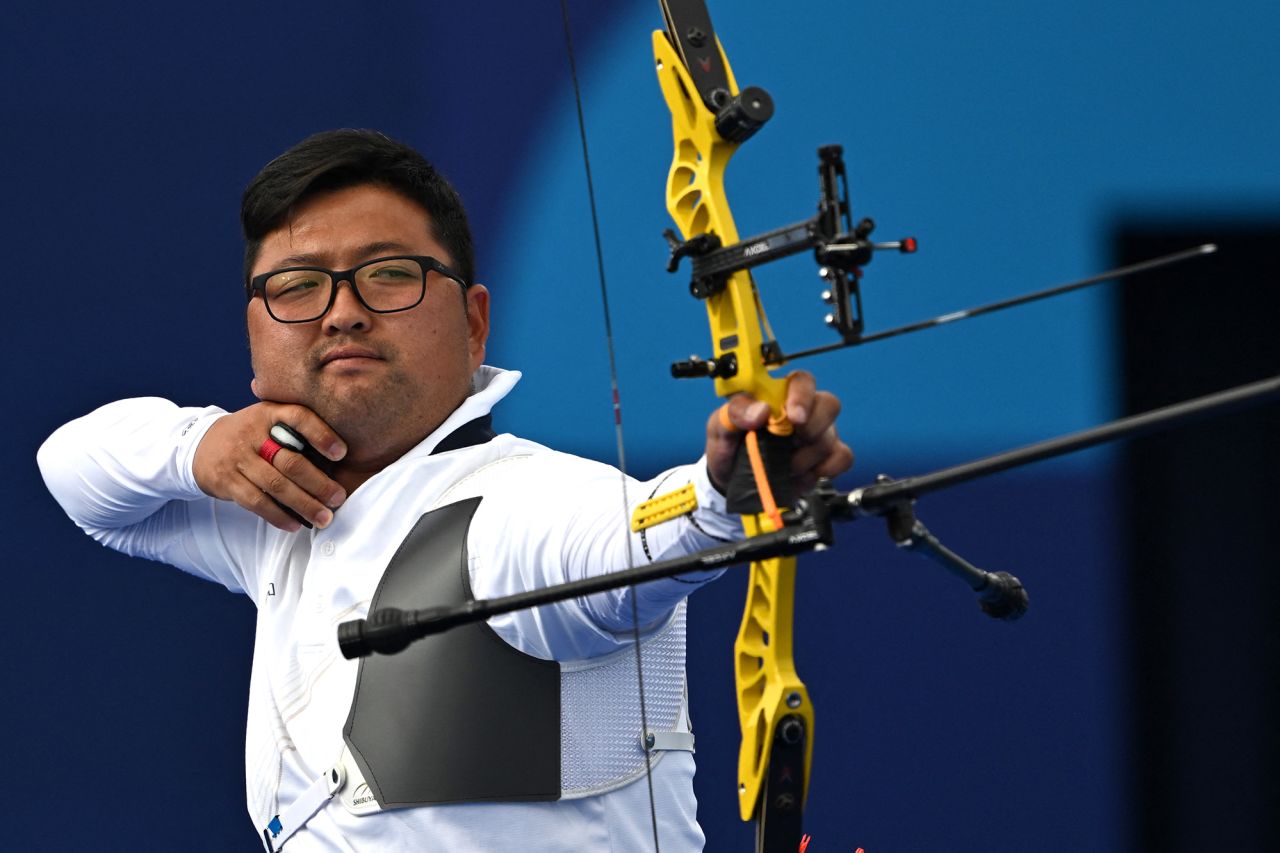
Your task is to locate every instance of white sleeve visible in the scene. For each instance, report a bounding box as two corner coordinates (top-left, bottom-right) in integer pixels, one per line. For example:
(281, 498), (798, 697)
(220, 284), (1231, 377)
(37, 397), (265, 596)
(472, 449), (742, 660)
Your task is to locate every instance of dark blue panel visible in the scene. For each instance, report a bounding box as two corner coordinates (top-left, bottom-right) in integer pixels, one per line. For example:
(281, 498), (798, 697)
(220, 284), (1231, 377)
(686, 463), (1127, 851)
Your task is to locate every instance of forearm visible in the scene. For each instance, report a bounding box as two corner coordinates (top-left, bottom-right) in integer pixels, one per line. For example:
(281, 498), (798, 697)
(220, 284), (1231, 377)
(37, 397), (267, 594)
(472, 450), (741, 660)
(596, 458), (740, 629)
(39, 394), (222, 527)
(38, 397), (224, 533)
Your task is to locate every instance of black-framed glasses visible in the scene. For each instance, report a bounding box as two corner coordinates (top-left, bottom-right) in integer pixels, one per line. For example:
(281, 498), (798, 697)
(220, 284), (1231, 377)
(246, 255), (469, 324)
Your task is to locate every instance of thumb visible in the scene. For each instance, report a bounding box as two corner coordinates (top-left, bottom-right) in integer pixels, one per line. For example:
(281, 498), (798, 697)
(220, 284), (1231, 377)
(718, 396), (772, 435)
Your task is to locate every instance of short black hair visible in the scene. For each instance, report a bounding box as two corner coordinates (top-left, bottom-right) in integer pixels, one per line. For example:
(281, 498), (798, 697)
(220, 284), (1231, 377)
(241, 129), (474, 292)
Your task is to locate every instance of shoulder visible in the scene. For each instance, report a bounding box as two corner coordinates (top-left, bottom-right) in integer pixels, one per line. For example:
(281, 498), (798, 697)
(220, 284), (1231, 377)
(438, 434), (621, 503)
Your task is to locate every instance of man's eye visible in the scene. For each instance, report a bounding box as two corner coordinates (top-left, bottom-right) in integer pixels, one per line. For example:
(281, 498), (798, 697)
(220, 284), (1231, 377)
(367, 266), (415, 280)
(270, 277), (324, 299)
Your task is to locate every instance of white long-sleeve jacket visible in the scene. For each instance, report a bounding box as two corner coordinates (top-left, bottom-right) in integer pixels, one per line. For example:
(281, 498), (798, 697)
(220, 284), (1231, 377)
(38, 366), (739, 851)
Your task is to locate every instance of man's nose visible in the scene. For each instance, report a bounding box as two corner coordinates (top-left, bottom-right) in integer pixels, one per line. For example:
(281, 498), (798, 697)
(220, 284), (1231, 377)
(324, 278), (370, 332)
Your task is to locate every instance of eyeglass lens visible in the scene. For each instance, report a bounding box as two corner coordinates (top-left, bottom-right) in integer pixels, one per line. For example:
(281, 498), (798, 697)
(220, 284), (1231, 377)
(264, 258), (426, 321)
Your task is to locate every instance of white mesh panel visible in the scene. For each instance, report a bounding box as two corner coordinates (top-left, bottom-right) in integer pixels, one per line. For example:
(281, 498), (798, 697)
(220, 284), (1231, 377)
(560, 603), (689, 797)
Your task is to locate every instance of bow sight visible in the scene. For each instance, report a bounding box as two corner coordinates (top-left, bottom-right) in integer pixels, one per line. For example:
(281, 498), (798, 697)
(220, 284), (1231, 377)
(667, 144), (918, 380)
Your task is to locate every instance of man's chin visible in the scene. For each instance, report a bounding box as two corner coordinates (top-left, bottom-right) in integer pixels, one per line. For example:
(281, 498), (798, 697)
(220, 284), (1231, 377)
(308, 378), (407, 441)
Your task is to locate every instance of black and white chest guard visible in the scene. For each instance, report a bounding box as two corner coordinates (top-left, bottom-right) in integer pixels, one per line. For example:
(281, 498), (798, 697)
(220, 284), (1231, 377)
(336, 466), (692, 815)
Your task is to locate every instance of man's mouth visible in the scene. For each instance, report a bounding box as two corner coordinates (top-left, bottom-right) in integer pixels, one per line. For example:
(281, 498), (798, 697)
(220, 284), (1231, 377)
(319, 345), (383, 367)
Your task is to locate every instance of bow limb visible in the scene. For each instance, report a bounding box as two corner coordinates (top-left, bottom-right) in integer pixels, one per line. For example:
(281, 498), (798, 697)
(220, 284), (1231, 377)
(653, 19), (814, 846)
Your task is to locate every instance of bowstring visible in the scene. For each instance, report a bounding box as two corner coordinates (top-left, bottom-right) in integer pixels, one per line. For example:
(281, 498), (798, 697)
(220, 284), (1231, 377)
(558, 2), (661, 850)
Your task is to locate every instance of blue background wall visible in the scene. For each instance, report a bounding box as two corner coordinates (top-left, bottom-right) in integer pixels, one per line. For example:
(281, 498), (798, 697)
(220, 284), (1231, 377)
(5, 1), (1277, 849)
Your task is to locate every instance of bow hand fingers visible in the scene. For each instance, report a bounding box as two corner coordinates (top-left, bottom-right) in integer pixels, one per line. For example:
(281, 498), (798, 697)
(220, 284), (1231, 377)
(704, 372), (853, 497)
(790, 425), (855, 491)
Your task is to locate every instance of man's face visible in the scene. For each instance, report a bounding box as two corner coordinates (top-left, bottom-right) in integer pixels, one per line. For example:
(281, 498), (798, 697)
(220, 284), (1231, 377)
(247, 184), (489, 454)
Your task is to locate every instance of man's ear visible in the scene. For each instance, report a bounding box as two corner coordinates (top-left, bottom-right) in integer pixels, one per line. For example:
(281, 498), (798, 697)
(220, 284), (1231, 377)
(466, 284), (491, 371)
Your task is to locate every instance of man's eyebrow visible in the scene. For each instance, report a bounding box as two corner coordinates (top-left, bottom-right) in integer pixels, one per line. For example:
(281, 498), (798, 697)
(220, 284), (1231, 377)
(273, 241), (419, 268)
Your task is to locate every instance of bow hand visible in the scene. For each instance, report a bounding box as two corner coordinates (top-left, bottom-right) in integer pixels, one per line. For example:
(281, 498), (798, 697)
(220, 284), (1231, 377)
(706, 370), (854, 501)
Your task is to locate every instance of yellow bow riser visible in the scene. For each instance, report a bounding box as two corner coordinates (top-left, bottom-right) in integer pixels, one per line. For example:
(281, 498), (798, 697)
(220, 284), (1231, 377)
(653, 28), (815, 824)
